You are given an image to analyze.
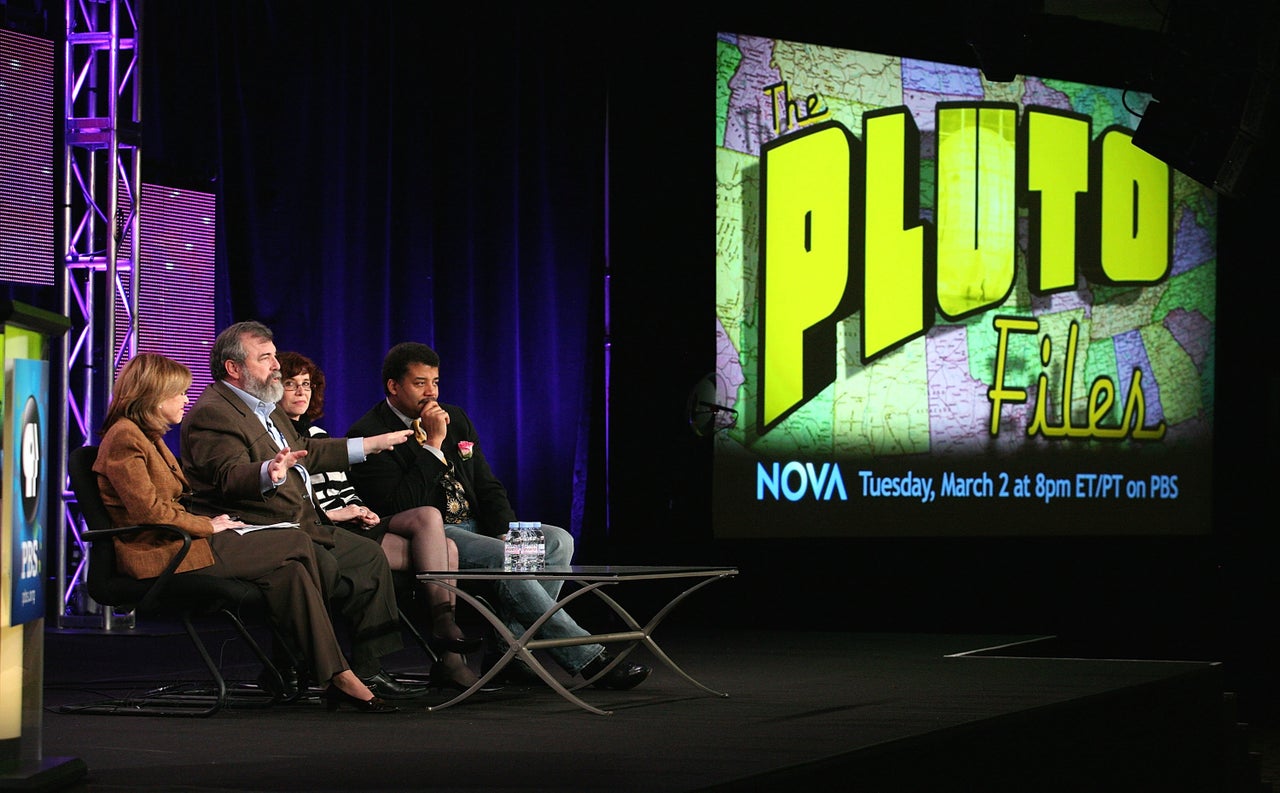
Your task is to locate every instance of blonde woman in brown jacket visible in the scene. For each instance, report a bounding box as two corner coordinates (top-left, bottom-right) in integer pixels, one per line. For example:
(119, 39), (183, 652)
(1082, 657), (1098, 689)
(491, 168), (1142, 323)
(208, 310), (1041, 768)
(93, 353), (395, 713)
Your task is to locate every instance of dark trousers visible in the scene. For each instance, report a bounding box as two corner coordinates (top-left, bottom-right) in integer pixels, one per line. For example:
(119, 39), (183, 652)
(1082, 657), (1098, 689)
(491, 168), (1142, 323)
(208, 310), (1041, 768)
(313, 527), (404, 676)
(206, 528), (350, 683)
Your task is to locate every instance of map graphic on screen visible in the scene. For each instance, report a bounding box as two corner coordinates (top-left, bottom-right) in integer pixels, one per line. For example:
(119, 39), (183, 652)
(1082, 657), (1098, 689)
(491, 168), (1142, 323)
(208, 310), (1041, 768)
(714, 32), (1216, 538)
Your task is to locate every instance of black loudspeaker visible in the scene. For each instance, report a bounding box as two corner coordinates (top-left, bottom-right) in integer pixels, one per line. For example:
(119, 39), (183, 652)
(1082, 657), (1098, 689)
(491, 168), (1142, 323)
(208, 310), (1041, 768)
(1132, 95), (1250, 196)
(1132, 1), (1277, 199)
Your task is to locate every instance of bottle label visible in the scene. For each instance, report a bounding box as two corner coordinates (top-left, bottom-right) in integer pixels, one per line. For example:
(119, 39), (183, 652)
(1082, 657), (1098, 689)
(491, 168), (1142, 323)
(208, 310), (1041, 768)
(503, 526), (523, 571)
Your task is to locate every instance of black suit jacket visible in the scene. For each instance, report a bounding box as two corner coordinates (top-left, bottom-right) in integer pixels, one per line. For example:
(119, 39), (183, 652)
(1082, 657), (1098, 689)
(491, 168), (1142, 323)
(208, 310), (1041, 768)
(347, 400), (516, 537)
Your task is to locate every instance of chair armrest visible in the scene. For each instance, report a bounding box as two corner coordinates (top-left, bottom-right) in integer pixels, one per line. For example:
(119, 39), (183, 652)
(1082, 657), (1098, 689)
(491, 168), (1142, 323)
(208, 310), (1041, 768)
(82, 524), (171, 541)
(83, 523), (196, 615)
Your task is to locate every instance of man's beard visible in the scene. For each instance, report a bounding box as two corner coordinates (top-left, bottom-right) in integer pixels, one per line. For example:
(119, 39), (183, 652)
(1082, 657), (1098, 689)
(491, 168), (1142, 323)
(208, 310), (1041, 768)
(243, 368), (284, 403)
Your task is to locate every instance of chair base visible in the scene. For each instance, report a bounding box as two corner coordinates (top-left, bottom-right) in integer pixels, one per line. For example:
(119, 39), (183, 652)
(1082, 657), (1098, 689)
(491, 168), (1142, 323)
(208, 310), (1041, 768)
(57, 607), (287, 718)
(56, 683), (278, 717)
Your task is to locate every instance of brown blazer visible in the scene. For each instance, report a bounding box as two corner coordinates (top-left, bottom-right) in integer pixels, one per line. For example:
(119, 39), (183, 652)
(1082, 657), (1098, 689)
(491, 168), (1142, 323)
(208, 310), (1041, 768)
(178, 380), (352, 546)
(94, 417), (217, 579)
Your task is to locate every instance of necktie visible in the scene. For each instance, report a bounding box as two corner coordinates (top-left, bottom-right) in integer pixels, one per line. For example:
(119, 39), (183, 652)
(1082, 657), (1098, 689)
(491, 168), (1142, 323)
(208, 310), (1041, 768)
(265, 415), (286, 449)
(413, 418), (471, 523)
(263, 411), (312, 497)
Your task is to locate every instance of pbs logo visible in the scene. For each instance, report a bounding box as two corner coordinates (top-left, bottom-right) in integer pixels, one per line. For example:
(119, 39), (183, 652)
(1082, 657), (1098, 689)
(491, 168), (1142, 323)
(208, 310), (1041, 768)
(21, 395), (42, 526)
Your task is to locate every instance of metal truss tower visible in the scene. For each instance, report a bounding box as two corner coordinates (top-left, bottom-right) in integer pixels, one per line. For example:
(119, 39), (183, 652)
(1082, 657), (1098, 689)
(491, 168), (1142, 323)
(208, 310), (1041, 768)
(58, 0), (142, 629)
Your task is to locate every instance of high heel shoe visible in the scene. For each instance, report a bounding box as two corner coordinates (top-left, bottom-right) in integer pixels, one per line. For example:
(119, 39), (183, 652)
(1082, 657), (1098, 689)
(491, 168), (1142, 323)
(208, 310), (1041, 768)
(427, 603), (485, 655)
(324, 685), (398, 713)
(429, 659), (501, 693)
(427, 633), (485, 655)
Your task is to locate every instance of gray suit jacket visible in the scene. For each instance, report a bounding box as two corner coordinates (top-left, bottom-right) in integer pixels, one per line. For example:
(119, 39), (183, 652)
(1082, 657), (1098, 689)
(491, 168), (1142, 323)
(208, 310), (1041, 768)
(179, 380), (351, 546)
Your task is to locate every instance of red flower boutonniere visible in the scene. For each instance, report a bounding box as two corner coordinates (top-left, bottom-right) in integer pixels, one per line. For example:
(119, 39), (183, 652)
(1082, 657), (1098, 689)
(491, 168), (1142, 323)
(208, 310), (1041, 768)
(457, 441), (474, 460)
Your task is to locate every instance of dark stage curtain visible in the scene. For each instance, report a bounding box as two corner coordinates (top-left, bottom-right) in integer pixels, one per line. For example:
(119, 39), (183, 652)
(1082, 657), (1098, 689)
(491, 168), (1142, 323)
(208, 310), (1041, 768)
(142, 4), (608, 537)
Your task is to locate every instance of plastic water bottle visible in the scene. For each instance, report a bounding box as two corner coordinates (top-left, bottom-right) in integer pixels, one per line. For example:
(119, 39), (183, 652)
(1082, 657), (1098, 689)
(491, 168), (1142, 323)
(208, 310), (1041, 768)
(518, 521), (543, 571)
(526, 521), (546, 571)
(503, 521), (524, 571)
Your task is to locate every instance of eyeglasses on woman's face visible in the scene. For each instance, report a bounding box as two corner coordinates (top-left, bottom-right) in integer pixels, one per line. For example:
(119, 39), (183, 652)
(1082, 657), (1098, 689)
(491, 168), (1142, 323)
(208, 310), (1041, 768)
(282, 379), (312, 392)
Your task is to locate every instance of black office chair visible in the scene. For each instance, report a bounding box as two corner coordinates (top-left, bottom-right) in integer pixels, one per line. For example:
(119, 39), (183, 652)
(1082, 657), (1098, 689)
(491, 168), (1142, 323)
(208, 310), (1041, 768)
(61, 444), (288, 717)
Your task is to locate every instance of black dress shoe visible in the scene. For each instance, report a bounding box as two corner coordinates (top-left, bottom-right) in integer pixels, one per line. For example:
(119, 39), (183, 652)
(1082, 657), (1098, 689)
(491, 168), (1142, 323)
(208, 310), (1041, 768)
(581, 651), (651, 691)
(324, 685), (397, 714)
(359, 669), (430, 700)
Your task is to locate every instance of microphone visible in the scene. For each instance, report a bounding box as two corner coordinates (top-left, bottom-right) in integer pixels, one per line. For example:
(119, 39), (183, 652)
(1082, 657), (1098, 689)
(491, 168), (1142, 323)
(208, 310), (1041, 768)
(696, 401), (738, 417)
(686, 373), (737, 437)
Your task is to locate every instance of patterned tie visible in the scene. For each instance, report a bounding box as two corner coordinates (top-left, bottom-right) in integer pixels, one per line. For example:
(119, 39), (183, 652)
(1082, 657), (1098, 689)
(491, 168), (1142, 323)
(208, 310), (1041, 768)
(413, 418), (471, 523)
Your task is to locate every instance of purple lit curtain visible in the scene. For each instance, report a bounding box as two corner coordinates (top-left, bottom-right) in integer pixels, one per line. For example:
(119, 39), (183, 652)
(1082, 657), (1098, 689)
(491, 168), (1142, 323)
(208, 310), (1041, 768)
(143, 4), (606, 537)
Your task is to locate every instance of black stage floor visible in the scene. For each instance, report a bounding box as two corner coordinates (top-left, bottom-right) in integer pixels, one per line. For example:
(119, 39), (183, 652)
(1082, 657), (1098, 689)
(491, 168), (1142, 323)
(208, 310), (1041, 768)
(26, 619), (1249, 793)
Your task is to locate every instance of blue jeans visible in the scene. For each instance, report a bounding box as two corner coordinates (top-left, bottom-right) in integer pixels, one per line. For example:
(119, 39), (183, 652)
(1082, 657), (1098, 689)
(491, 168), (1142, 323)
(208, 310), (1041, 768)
(443, 520), (603, 674)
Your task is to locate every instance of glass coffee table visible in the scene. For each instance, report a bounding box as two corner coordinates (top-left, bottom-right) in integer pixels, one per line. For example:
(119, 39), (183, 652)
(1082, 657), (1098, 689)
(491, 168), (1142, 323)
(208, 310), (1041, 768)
(416, 565), (738, 715)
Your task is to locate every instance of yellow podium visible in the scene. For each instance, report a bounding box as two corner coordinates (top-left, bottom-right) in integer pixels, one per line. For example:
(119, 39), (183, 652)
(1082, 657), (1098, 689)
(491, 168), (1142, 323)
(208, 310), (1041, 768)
(0, 301), (85, 790)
